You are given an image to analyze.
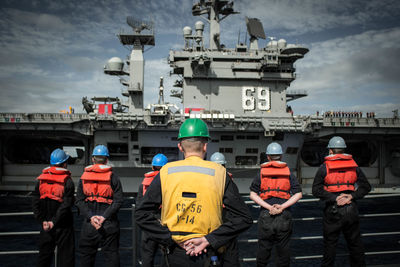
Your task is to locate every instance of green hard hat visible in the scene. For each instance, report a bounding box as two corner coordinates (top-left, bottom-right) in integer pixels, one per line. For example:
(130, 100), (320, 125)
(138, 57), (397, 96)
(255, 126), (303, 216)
(178, 118), (210, 140)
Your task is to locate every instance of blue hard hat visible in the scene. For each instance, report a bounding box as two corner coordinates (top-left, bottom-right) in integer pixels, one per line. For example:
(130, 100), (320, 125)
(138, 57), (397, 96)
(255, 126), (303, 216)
(327, 136), (347, 149)
(266, 142), (283, 155)
(92, 145), (109, 157)
(50, 149), (69, 165)
(152, 153), (168, 167)
(210, 152), (226, 165)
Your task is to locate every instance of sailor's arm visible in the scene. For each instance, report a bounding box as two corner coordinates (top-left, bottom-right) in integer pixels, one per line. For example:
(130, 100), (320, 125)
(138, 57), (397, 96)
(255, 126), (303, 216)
(102, 173), (123, 219)
(278, 173), (302, 210)
(32, 181), (45, 223)
(51, 178), (75, 226)
(351, 167), (372, 200)
(312, 164), (337, 202)
(135, 174), (174, 246)
(204, 175), (252, 250)
(249, 174), (276, 211)
(249, 191), (275, 211)
(75, 179), (91, 220)
(136, 180), (144, 205)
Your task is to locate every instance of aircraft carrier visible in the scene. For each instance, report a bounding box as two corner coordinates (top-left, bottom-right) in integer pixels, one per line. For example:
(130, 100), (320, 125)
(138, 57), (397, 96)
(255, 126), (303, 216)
(0, 0), (399, 194)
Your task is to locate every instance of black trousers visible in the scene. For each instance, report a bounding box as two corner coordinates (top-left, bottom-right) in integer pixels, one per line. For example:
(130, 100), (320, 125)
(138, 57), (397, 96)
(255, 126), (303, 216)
(165, 245), (212, 267)
(221, 239), (240, 267)
(322, 203), (366, 267)
(141, 231), (163, 267)
(257, 209), (293, 267)
(37, 226), (75, 267)
(78, 220), (120, 267)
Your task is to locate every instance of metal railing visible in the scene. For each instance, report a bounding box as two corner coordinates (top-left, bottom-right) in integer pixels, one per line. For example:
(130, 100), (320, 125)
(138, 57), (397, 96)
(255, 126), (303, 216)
(0, 205), (138, 266)
(1, 194), (400, 266)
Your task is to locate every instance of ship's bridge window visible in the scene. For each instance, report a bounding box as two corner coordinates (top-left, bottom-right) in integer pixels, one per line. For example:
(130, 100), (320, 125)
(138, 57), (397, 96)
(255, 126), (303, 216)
(107, 143), (129, 161)
(219, 148), (233, 153)
(221, 135), (234, 141)
(235, 156), (258, 166)
(286, 147), (298, 154)
(246, 148), (258, 154)
(131, 131), (138, 141)
(246, 135), (259, 140)
(236, 135), (245, 140)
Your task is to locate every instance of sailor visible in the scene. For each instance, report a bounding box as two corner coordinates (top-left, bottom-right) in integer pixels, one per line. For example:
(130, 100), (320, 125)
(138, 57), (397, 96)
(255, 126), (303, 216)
(249, 142), (303, 267)
(312, 136), (371, 266)
(136, 153), (168, 267)
(76, 145), (123, 267)
(210, 152), (240, 267)
(135, 118), (252, 266)
(32, 148), (75, 267)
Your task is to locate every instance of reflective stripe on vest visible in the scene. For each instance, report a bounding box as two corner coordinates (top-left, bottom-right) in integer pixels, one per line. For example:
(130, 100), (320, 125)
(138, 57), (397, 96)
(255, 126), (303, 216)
(81, 164), (114, 204)
(37, 167), (70, 203)
(142, 171), (159, 196)
(160, 156), (226, 243)
(260, 161), (291, 200)
(324, 154), (358, 192)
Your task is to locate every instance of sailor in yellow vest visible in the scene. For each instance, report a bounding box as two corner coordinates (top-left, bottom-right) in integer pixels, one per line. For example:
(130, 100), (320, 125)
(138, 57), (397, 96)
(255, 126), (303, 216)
(312, 136), (371, 266)
(249, 142), (302, 267)
(75, 145), (124, 267)
(135, 118), (252, 266)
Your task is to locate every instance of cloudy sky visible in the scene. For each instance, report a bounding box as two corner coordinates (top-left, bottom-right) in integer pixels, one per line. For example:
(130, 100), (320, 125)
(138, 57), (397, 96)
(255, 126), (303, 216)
(0, 0), (399, 117)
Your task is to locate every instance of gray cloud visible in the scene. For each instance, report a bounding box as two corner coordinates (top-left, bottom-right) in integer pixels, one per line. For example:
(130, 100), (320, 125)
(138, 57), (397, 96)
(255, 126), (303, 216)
(0, 0), (399, 118)
(290, 27), (400, 116)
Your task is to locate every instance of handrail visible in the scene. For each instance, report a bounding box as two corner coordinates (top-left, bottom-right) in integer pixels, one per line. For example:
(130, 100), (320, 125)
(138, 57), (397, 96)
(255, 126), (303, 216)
(1, 194), (400, 266)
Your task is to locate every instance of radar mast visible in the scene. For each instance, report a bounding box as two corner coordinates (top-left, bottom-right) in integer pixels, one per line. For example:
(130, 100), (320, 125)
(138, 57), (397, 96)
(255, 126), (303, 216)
(192, 0), (238, 50)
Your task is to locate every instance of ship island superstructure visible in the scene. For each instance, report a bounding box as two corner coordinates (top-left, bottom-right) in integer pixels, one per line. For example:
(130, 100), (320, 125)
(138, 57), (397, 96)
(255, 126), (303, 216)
(0, 0), (400, 193)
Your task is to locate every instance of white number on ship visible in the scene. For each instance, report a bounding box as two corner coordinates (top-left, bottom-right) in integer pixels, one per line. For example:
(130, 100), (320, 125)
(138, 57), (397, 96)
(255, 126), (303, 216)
(242, 87), (270, 111)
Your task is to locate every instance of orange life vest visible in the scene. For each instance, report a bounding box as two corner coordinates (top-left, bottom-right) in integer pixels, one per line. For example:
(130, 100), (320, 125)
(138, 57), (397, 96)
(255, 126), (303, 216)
(37, 167), (70, 203)
(142, 171), (159, 196)
(81, 164), (114, 204)
(260, 161), (291, 200)
(324, 154), (358, 192)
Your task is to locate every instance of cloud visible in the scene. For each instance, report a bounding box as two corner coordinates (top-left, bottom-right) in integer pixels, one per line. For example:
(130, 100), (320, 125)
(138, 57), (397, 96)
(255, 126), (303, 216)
(236, 0), (400, 36)
(0, 0), (399, 118)
(290, 27), (400, 116)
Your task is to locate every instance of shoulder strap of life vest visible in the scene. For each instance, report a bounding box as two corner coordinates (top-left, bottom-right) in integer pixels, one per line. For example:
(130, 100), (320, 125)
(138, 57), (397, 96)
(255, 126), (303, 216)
(37, 166), (70, 183)
(81, 164), (112, 181)
(260, 161), (290, 177)
(325, 154), (358, 170)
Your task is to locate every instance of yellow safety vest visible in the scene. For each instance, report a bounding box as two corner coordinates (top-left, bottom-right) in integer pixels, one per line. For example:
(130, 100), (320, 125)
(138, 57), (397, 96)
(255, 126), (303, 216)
(160, 156), (226, 243)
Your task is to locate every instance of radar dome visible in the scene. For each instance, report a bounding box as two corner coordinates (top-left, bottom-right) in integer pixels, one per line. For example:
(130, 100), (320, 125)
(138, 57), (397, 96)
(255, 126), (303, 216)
(278, 39), (287, 49)
(195, 21), (204, 31)
(183, 26), (192, 37)
(104, 57), (124, 73)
